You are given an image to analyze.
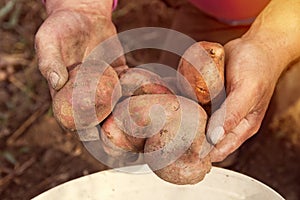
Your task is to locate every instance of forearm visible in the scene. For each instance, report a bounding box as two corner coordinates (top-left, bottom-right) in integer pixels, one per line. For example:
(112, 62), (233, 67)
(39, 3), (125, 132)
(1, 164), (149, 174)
(242, 0), (300, 73)
(44, 0), (114, 18)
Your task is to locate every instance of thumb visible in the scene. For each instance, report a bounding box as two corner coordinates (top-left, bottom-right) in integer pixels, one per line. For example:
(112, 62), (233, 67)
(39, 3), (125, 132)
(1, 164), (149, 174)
(206, 85), (254, 145)
(35, 35), (68, 90)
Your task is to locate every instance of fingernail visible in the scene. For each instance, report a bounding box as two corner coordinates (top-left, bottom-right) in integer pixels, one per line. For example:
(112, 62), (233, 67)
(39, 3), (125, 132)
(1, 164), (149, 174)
(208, 126), (225, 145)
(199, 140), (213, 159)
(49, 72), (59, 89)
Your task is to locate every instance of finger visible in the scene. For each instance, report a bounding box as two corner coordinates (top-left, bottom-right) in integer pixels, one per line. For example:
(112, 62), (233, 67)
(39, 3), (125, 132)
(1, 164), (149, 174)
(209, 114), (261, 162)
(206, 84), (256, 145)
(35, 32), (68, 90)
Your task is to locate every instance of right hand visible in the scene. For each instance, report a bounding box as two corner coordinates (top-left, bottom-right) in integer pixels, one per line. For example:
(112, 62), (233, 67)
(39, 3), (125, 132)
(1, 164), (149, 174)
(35, 6), (126, 93)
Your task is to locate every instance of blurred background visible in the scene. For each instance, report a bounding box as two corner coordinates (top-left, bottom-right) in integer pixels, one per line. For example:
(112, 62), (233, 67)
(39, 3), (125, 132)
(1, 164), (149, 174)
(0, 0), (300, 199)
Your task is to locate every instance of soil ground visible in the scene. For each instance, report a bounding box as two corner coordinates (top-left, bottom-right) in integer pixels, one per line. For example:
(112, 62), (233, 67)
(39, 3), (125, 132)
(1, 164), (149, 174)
(0, 0), (299, 199)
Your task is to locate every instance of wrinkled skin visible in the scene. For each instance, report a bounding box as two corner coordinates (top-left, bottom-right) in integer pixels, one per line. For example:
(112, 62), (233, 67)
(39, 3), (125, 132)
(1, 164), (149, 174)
(35, 7), (128, 131)
(35, 8), (127, 91)
(206, 38), (286, 162)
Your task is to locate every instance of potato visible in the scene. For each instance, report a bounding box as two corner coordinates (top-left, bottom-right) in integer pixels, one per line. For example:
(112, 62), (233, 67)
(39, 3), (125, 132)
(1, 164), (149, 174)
(178, 41), (225, 105)
(52, 61), (121, 131)
(101, 94), (180, 158)
(101, 115), (146, 157)
(100, 68), (173, 157)
(120, 68), (172, 96)
(101, 94), (211, 184)
(142, 95), (211, 185)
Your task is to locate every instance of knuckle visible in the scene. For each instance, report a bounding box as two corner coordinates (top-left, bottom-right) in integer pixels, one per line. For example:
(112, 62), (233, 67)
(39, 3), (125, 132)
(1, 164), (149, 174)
(38, 61), (49, 76)
(245, 113), (264, 136)
(34, 27), (46, 48)
(213, 152), (228, 163)
(35, 32), (43, 62)
(38, 60), (59, 78)
(34, 35), (40, 51)
(34, 29), (41, 43)
(225, 112), (242, 130)
(247, 123), (261, 138)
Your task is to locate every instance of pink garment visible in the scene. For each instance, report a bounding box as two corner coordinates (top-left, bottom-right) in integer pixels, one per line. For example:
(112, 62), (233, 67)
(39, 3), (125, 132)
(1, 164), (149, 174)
(42, 0), (118, 10)
(189, 0), (270, 23)
(112, 0), (118, 10)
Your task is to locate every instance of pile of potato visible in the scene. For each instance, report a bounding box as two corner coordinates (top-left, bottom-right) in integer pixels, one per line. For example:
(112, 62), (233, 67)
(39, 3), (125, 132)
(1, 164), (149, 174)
(52, 42), (225, 185)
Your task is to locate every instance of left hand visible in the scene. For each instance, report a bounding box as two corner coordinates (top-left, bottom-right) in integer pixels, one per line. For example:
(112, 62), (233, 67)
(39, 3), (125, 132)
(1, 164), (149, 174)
(206, 37), (285, 162)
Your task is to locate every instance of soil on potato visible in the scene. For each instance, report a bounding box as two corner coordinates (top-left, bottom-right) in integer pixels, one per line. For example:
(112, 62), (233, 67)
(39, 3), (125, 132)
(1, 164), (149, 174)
(0, 0), (299, 199)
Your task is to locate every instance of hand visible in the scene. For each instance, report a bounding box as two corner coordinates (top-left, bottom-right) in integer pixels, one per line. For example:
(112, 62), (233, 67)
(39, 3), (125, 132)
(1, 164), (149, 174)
(35, 4), (128, 131)
(206, 38), (285, 162)
(35, 6), (126, 92)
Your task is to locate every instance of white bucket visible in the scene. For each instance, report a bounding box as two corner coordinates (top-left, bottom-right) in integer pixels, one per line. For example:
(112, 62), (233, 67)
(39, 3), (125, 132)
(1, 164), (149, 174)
(33, 165), (284, 200)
